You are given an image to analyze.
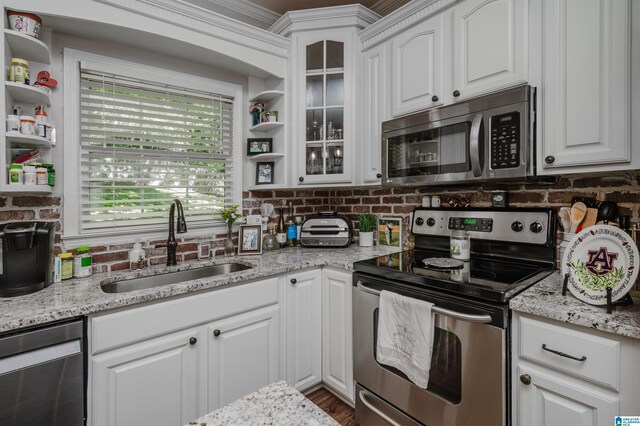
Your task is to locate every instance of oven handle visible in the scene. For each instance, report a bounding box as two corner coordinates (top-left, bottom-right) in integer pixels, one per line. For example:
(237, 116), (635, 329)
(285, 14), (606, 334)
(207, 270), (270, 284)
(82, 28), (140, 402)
(470, 113), (483, 177)
(356, 281), (493, 323)
(358, 389), (402, 426)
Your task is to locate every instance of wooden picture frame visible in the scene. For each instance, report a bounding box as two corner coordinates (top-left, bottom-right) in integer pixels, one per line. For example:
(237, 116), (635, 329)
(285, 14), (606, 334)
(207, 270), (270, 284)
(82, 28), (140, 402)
(255, 161), (274, 185)
(377, 217), (403, 248)
(238, 225), (262, 255)
(247, 138), (273, 156)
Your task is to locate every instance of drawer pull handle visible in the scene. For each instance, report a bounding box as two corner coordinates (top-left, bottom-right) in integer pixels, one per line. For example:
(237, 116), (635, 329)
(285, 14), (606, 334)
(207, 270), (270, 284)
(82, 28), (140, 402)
(542, 344), (587, 361)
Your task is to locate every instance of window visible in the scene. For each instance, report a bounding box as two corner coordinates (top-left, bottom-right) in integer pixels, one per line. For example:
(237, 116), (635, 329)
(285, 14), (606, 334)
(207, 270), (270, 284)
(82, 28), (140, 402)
(63, 50), (242, 242)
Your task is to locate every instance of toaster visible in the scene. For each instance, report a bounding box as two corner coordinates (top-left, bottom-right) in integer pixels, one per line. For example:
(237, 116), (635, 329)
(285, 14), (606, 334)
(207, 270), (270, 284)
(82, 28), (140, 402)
(300, 212), (352, 248)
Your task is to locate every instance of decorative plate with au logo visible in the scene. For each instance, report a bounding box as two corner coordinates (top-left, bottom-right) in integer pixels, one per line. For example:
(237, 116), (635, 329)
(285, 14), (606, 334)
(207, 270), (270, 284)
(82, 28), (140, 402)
(562, 225), (638, 305)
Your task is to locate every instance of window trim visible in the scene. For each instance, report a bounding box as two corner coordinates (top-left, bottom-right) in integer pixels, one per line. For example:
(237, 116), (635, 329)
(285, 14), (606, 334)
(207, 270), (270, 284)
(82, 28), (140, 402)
(62, 49), (243, 247)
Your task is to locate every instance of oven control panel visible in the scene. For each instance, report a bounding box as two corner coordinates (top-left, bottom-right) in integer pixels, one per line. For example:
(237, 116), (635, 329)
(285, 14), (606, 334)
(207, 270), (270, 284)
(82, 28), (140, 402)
(413, 208), (554, 245)
(448, 217), (493, 232)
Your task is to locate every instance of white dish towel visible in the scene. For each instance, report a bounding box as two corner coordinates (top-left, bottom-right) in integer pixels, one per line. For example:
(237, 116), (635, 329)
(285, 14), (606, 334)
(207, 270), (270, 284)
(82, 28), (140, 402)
(376, 290), (435, 389)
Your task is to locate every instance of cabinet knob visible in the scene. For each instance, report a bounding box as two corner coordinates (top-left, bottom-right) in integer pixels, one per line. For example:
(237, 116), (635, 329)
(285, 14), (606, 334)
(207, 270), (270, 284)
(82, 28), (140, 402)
(431, 95), (439, 102)
(213, 329), (221, 337)
(299, 176), (304, 182)
(189, 337), (197, 345)
(453, 90), (461, 98)
(544, 155), (555, 164)
(520, 374), (532, 385)
(376, 173), (382, 179)
(290, 278), (297, 285)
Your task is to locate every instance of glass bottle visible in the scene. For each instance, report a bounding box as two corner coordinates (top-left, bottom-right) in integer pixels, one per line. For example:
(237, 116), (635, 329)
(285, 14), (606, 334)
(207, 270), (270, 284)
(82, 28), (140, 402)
(223, 222), (235, 256)
(286, 202), (296, 247)
(276, 208), (287, 248)
(262, 227), (278, 251)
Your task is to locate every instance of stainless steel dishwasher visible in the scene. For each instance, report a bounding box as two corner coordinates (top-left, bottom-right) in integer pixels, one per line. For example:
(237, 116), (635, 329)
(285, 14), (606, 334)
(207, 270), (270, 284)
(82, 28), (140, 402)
(0, 319), (84, 426)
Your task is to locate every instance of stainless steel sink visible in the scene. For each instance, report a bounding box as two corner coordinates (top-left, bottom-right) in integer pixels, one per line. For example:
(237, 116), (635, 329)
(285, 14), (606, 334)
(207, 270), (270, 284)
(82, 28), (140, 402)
(101, 263), (253, 293)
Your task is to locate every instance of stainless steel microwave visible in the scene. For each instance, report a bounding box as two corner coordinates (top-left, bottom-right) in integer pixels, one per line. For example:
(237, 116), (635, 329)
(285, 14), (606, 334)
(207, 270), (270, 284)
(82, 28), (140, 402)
(381, 85), (536, 186)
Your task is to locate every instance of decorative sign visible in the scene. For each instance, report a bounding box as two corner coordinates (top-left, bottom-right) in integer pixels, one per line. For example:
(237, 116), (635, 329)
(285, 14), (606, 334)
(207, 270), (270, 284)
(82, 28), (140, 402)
(562, 225), (638, 305)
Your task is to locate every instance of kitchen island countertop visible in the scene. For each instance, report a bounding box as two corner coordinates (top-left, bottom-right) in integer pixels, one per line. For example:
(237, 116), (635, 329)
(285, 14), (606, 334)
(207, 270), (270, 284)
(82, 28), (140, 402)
(510, 271), (640, 339)
(186, 381), (338, 426)
(0, 245), (400, 333)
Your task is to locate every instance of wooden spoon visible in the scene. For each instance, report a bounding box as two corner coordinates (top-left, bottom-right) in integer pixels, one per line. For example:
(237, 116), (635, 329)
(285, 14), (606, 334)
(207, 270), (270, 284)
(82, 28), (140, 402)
(569, 202), (587, 233)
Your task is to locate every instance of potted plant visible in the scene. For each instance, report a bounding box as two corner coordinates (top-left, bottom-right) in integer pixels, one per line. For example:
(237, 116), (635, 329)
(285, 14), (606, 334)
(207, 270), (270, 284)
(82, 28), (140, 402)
(357, 213), (377, 247)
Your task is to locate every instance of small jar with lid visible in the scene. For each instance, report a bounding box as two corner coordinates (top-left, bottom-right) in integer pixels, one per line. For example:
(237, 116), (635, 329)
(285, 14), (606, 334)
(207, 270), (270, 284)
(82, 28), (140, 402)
(9, 58), (30, 84)
(450, 230), (470, 261)
(9, 164), (23, 185)
(20, 116), (35, 135)
(36, 166), (48, 185)
(6, 115), (20, 133)
(58, 253), (74, 280)
(43, 164), (55, 186)
(22, 165), (37, 185)
(73, 246), (93, 278)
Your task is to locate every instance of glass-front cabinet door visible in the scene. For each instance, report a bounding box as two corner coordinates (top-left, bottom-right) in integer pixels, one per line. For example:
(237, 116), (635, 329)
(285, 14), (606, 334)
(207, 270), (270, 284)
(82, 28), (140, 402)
(296, 32), (353, 185)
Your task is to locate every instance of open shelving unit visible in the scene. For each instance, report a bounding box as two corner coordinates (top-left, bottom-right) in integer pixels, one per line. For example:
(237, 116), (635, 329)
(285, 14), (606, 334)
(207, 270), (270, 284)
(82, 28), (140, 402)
(244, 80), (287, 190)
(1, 19), (55, 194)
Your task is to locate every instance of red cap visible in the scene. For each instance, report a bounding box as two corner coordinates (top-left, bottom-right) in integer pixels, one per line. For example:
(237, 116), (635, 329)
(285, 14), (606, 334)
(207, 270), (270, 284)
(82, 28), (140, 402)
(36, 71), (58, 88)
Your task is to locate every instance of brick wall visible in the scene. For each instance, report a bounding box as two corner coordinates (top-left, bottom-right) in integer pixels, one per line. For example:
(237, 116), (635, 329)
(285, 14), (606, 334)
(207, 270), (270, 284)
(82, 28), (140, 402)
(1, 171), (638, 272)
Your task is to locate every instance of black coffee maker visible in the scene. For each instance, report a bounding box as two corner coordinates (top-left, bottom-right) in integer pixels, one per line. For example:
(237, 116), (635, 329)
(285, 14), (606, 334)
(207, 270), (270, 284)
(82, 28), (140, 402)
(0, 222), (55, 297)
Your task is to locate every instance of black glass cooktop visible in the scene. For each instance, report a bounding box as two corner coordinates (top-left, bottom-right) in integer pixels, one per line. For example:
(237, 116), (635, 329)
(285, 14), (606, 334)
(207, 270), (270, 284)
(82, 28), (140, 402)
(353, 250), (555, 303)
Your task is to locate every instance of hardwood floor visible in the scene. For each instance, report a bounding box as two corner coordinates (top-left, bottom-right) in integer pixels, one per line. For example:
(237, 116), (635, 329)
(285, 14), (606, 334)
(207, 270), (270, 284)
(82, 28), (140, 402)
(307, 387), (356, 426)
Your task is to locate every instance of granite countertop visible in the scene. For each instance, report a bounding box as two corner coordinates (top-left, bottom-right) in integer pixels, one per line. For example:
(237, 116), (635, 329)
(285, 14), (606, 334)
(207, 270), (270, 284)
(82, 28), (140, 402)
(0, 245), (400, 333)
(187, 381), (338, 426)
(510, 271), (640, 339)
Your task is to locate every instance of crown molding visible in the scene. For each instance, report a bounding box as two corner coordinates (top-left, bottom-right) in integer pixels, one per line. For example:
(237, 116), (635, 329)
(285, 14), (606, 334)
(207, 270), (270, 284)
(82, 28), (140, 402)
(359, 0), (459, 50)
(369, 0), (412, 16)
(197, 0), (281, 29)
(270, 4), (381, 37)
(96, 0), (290, 57)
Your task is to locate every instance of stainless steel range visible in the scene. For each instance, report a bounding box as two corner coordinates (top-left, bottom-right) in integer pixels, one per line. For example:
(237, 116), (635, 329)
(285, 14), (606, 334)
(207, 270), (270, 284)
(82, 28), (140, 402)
(353, 207), (557, 426)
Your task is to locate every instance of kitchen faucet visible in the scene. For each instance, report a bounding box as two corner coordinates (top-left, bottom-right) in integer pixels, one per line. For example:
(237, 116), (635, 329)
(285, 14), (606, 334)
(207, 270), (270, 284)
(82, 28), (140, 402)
(156, 199), (188, 266)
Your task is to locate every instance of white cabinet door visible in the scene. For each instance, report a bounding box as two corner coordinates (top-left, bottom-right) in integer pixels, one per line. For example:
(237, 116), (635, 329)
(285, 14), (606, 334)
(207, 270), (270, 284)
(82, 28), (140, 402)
(207, 304), (281, 410)
(91, 327), (201, 426)
(517, 364), (619, 426)
(539, 0), (631, 171)
(321, 268), (354, 402)
(361, 44), (387, 184)
(449, 0), (527, 101)
(391, 15), (444, 117)
(285, 269), (322, 391)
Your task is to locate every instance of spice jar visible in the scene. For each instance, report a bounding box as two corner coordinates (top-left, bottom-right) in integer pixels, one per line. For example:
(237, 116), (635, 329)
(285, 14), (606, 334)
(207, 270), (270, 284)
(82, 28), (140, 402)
(7, 115), (20, 132)
(22, 165), (36, 185)
(19, 116), (35, 135)
(59, 253), (74, 280)
(450, 230), (471, 261)
(9, 58), (29, 84)
(43, 164), (55, 186)
(9, 164), (23, 185)
(36, 166), (48, 185)
(73, 246), (93, 278)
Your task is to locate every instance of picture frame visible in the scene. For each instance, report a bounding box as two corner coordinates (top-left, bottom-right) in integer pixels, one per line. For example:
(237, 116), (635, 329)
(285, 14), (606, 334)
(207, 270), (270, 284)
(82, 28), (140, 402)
(238, 225), (262, 255)
(377, 217), (403, 248)
(198, 242), (211, 259)
(247, 138), (273, 156)
(255, 161), (274, 185)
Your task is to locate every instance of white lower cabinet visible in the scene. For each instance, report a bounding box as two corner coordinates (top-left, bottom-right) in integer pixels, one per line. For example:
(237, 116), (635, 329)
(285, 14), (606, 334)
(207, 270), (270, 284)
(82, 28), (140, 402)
(207, 304), (281, 410)
(91, 327), (202, 426)
(513, 313), (640, 426)
(285, 269), (322, 391)
(321, 268), (354, 402)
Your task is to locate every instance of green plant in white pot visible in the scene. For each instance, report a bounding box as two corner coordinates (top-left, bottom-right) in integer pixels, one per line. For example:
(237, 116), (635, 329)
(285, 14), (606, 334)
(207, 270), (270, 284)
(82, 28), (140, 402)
(357, 213), (377, 247)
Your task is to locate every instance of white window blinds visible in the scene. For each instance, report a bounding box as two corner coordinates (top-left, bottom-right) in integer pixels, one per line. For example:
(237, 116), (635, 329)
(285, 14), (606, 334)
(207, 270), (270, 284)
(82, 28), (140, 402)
(79, 69), (234, 232)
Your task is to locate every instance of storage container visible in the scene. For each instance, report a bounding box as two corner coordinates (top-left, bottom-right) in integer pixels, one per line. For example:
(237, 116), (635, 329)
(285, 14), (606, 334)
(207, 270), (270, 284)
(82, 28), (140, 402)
(7, 11), (42, 38)
(73, 246), (92, 278)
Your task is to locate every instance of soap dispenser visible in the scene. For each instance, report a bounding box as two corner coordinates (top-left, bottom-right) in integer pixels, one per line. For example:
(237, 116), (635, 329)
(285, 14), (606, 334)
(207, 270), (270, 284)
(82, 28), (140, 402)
(129, 240), (146, 270)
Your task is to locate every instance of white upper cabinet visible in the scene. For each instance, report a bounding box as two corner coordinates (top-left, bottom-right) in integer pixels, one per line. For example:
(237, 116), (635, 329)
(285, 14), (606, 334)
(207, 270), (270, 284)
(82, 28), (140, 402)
(449, 0), (528, 102)
(390, 15), (444, 117)
(537, 0), (633, 173)
(361, 43), (387, 183)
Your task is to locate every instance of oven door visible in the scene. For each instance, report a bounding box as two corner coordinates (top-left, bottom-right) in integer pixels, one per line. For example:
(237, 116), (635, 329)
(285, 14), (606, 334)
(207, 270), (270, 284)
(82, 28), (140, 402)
(382, 112), (485, 186)
(353, 279), (506, 426)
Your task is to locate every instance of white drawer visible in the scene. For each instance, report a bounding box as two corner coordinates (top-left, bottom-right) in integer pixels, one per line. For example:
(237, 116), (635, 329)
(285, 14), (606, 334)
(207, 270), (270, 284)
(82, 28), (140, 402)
(519, 316), (620, 391)
(91, 277), (279, 354)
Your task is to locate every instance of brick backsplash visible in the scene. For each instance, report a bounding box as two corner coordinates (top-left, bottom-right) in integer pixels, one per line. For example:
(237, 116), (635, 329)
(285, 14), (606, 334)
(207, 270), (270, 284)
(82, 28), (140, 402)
(0, 171), (638, 272)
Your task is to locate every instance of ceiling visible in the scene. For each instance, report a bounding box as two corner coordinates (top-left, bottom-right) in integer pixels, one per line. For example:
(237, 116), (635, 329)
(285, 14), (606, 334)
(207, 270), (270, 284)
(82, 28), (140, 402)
(197, 0), (411, 29)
